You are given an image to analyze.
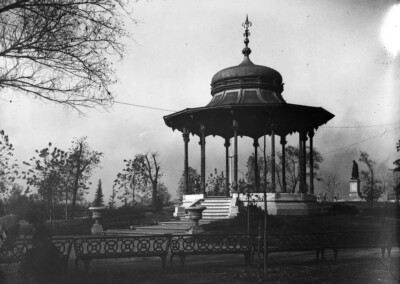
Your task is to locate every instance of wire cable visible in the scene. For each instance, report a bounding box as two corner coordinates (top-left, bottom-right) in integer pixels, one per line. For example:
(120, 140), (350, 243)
(321, 126), (400, 156)
(114, 101), (176, 112)
(321, 122), (400, 129)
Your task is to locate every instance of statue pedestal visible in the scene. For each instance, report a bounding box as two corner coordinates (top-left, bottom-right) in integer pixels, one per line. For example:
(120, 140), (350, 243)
(186, 206), (206, 234)
(349, 179), (361, 200)
(89, 206), (106, 234)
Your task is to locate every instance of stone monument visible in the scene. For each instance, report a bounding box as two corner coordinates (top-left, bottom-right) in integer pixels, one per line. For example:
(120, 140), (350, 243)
(349, 160), (361, 200)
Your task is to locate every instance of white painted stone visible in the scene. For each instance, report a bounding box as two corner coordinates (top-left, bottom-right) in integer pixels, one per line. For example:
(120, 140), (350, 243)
(173, 206), (186, 218)
(183, 194), (204, 202)
(349, 179), (359, 193)
(349, 179), (361, 199)
(186, 225), (204, 234)
(91, 220), (104, 234)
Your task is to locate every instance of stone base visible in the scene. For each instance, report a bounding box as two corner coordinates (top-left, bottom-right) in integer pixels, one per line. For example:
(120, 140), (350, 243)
(349, 179), (360, 200)
(91, 220), (104, 234)
(173, 206), (186, 218)
(239, 193), (322, 216)
(183, 194), (205, 202)
(348, 192), (363, 201)
(186, 225), (204, 234)
(175, 194), (205, 219)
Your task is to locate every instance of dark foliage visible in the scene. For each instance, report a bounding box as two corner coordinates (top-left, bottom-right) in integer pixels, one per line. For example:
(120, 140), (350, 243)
(327, 203), (359, 216)
(93, 179), (104, 207)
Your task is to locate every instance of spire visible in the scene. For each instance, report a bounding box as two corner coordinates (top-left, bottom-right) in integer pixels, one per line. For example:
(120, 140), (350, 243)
(242, 15), (252, 57)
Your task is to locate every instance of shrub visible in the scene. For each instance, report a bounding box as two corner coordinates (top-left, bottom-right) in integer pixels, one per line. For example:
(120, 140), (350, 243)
(327, 203), (359, 215)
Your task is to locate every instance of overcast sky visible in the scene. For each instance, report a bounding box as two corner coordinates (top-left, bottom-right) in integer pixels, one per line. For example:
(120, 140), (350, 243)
(1, 0), (399, 202)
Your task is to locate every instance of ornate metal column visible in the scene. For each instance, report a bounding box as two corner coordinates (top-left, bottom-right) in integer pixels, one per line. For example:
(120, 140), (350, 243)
(224, 138), (230, 196)
(183, 128), (190, 194)
(302, 133), (308, 193)
(233, 119), (239, 193)
(299, 132), (308, 193)
(200, 124), (206, 195)
(253, 138), (259, 192)
(271, 127), (276, 192)
(308, 130), (314, 194)
(298, 132), (303, 193)
(280, 135), (287, 193)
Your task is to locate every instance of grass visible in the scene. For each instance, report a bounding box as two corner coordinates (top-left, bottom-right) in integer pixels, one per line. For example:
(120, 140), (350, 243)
(203, 213), (399, 235)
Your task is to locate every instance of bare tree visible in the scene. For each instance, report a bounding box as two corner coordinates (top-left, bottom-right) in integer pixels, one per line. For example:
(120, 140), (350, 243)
(393, 139), (400, 205)
(113, 155), (150, 206)
(143, 152), (161, 209)
(114, 152), (162, 210)
(359, 151), (383, 206)
(0, 129), (19, 198)
(320, 173), (340, 202)
(177, 167), (200, 198)
(0, 0), (130, 112)
(68, 137), (103, 218)
(275, 145), (323, 193)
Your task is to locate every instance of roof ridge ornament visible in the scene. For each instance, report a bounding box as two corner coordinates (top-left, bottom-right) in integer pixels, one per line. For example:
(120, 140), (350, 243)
(242, 15), (252, 57)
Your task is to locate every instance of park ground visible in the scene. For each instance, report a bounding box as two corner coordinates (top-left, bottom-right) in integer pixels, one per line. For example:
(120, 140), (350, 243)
(3, 246), (399, 283)
(1, 202), (400, 283)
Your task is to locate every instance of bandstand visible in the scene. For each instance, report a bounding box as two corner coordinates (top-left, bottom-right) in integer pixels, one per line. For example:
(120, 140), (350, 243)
(164, 17), (334, 217)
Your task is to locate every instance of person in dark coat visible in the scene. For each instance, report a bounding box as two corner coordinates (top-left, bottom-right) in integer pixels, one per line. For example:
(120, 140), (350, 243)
(20, 225), (64, 283)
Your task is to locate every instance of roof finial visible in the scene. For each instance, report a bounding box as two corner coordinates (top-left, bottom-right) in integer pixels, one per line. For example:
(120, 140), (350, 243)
(242, 15), (252, 57)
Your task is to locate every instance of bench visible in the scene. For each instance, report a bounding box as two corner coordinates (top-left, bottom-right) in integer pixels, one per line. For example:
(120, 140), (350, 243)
(327, 230), (394, 259)
(0, 237), (74, 272)
(253, 232), (327, 263)
(73, 235), (171, 273)
(170, 234), (255, 266)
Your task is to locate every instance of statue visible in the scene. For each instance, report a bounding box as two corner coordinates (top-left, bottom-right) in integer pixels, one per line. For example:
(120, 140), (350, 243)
(351, 160), (359, 180)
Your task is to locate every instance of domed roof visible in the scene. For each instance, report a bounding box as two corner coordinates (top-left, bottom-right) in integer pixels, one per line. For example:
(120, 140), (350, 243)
(210, 16), (284, 96)
(211, 56), (283, 93)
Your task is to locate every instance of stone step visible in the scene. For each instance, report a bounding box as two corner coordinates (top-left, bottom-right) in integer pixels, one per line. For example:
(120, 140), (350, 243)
(204, 196), (231, 199)
(203, 208), (230, 212)
(203, 212), (230, 216)
(203, 208), (229, 211)
(158, 220), (210, 226)
(203, 216), (230, 220)
(201, 203), (230, 206)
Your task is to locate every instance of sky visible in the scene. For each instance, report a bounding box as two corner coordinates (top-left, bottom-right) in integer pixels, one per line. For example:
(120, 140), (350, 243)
(1, 0), (400, 203)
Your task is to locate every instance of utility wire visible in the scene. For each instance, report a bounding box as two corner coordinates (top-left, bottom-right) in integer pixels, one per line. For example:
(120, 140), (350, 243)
(321, 122), (400, 129)
(114, 100), (176, 112)
(114, 100), (399, 129)
(321, 126), (400, 156)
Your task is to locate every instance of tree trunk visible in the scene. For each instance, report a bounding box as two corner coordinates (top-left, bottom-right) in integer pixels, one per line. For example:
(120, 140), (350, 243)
(151, 181), (158, 209)
(71, 187), (78, 219)
(65, 185), (68, 221)
(70, 142), (83, 219)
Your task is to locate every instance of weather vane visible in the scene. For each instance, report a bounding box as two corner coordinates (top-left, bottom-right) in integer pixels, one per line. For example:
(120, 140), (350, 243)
(242, 15), (252, 56)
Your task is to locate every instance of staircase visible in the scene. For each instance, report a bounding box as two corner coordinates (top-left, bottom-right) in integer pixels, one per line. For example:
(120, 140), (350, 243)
(200, 197), (233, 220)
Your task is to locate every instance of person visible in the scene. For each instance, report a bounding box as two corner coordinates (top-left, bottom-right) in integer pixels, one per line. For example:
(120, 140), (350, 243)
(20, 225), (64, 284)
(193, 179), (200, 194)
(351, 160), (359, 179)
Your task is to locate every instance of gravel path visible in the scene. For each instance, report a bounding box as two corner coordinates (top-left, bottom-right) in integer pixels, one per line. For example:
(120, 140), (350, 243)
(2, 247), (399, 283)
